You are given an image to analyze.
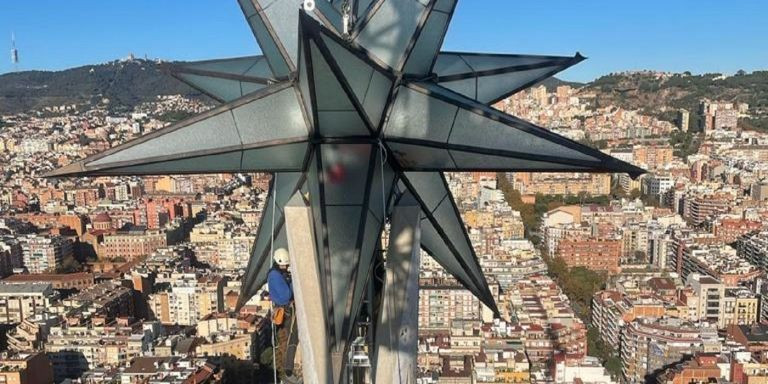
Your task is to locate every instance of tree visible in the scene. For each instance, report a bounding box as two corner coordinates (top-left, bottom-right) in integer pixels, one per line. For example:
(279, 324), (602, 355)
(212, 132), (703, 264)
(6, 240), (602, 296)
(259, 348), (274, 369)
(157, 110), (196, 123)
(78, 134), (92, 146)
(611, 183), (627, 199)
(60, 256), (82, 273)
(629, 188), (642, 199)
(219, 355), (256, 383)
(587, 326), (622, 378)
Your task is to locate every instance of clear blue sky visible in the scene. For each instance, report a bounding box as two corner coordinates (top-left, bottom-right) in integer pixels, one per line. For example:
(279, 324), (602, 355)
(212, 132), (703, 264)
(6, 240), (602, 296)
(1, 0), (766, 82)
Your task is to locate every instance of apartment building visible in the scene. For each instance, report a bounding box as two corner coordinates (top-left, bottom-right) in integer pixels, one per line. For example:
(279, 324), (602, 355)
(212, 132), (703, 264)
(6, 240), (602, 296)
(0, 282), (56, 324)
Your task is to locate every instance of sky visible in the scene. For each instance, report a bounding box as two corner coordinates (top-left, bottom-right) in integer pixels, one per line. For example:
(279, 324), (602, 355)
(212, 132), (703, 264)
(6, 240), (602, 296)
(1, 0), (767, 82)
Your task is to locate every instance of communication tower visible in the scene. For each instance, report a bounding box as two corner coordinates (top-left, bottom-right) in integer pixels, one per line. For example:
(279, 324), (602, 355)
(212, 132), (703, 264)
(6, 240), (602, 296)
(10, 33), (19, 71)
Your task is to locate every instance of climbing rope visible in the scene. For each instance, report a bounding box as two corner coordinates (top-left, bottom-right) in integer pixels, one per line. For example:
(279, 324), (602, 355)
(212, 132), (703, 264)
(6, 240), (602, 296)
(270, 174), (279, 383)
(378, 141), (388, 224)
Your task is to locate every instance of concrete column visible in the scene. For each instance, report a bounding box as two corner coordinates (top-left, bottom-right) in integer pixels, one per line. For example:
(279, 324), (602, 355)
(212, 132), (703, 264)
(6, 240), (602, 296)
(373, 196), (421, 384)
(284, 193), (333, 384)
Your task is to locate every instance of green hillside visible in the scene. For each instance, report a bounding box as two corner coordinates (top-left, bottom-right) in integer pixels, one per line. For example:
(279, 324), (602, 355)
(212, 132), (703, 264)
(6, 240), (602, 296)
(585, 71), (768, 131)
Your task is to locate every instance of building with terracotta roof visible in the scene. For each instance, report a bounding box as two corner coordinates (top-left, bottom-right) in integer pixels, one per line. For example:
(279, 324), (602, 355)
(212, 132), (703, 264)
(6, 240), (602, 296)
(2, 272), (94, 290)
(90, 212), (112, 231)
(653, 354), (721, 384)
(102, 226), (167, 261)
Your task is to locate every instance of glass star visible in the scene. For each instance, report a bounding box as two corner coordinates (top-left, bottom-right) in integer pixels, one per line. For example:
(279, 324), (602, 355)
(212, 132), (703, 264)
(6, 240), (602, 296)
(48, 0), (644, 360)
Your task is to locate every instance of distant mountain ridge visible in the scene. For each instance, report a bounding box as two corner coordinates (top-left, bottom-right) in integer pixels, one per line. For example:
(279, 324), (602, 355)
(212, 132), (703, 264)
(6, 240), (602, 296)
(583, 70), (768, 130)
(0, 59), (202, 114)
(0, 59), (580, 115)
(4, 60), (765, 131)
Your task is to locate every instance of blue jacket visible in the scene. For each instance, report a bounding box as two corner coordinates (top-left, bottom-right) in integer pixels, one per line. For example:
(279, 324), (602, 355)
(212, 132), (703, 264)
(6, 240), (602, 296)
(267, 268), (293, 306)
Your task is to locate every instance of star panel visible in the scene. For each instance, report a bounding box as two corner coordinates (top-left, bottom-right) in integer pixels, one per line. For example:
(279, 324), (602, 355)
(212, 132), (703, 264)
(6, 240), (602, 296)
(384, 81), (644, 177)
(47, 82), (312, 177)
(170, 56), (275, 102)
(399, 172), (497, 314)
(434, 52), (585, 104)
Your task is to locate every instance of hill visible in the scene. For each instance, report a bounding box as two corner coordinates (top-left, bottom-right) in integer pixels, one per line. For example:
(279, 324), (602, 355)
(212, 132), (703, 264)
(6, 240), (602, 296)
(0, 59), (204, 114)
(0, 59), (582, 115)
(3, 60), (766, 132)
(583, 70), (768, 131)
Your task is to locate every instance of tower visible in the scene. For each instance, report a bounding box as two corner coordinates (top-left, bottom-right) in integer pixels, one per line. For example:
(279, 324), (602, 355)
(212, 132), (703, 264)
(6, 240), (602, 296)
(10, 33), (19, 72)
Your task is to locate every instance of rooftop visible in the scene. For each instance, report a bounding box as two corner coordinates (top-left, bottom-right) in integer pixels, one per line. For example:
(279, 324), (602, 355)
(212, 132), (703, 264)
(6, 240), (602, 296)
(0, 282), (52, 295)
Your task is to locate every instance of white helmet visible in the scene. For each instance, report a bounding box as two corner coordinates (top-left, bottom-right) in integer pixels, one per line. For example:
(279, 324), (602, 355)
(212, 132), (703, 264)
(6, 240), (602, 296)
(273, 248), (290, 267)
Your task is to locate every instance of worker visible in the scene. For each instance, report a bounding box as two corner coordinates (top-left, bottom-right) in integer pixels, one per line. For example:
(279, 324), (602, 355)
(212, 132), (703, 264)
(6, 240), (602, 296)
(268, 248), (299, 382)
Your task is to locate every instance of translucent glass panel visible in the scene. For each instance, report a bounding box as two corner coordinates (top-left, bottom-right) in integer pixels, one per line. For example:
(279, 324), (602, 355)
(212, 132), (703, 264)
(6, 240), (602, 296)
(309, 41), (369, 136)
(434, 77), (476, 101)
(233, 87), (308, 144)
(261, 0), (299, 69)
(362, 71), (393, 128)
(176, 73), (261, 102)
(319, 144), (373, 205)
(431, 197), (481, 279)
(383, 83), (622, 173)
(84, 152), (244, 175)
(297, 38), (315, 128)
(442, 65), (564, 104)
(301, 143), (394, 351)
(241, 82), (268, 96)
(239, 172), (304, 308)
(354, 0), (374, 19)
(326, 205), (364, 346)
(238, 0), (291, 77)
(319, 33), (393, 127)
(388, 142), (456, 170)
(459, 53), (563, 72)
(447, 101), (598, 162)
(384, 85), (457, 141)
(349, 211), (382, 329)
(432, 53), (473, 77)
(355, 0), (427, 70)
(89, 110), (242, 166)
(403, 0), (456, 75)
(239, 0), (348, 77)
(241, 142), (309, 171)
(419, 214), (483, 297)
(403, 172), (495, 311)
(77, 83), (310, 175)
(448, 150), (589, 171)
(313, 0), (344, 33)
(403, 171), (446, 213)
(179, 56), (273, 79)
(433, 53), (581, 102)
(384, 83), (642, 174)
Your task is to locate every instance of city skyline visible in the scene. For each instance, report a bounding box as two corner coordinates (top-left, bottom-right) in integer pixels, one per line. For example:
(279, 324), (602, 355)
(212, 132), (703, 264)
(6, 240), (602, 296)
(1, 0), (767, 81)
(2, 1), (768, 383)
